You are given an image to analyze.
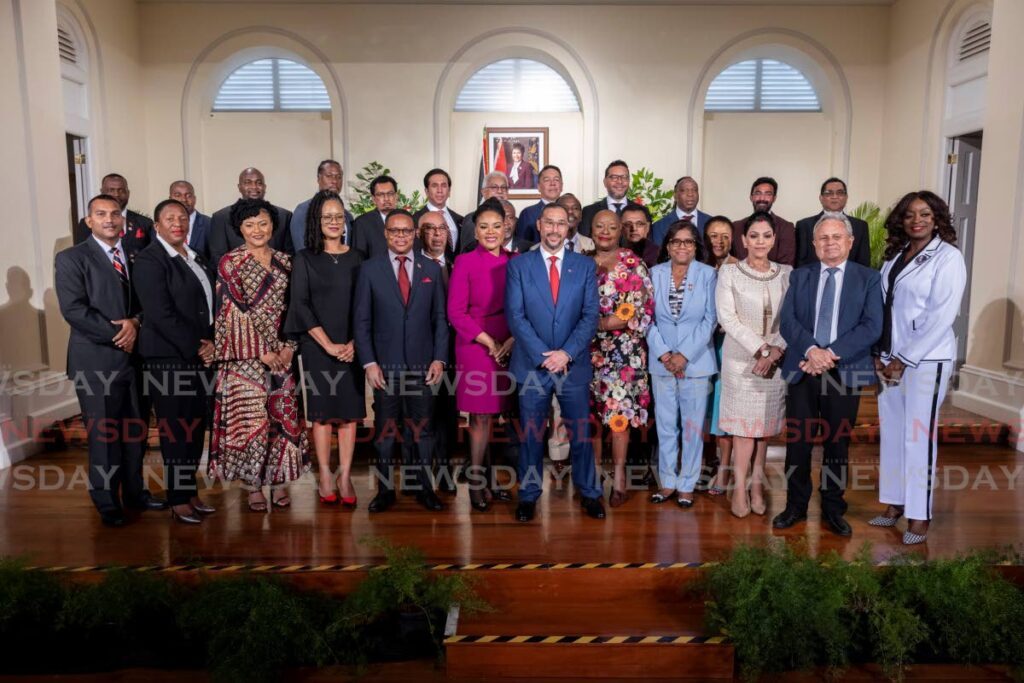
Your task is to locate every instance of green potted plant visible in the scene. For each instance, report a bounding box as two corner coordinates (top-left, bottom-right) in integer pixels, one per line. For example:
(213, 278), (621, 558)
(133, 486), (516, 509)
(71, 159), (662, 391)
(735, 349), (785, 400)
(848, 201), (890, 269)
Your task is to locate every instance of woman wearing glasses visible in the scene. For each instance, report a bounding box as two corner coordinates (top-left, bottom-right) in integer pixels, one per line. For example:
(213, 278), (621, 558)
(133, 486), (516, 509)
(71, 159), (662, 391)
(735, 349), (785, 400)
(286, 190), (364, 508)
(647, 221), (718, 508)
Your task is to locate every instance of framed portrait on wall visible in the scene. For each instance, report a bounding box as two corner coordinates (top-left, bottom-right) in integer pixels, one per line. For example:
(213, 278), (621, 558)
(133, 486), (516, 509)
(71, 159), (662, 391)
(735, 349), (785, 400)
(485, 127), (549, 199)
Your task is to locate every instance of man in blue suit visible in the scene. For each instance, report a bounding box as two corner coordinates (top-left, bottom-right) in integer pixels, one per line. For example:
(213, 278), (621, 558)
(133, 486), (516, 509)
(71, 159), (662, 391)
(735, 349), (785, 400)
(515, 164), (563, 243)
(169, 180), (211, 258)
(652, 176), (711, 246)
(774, 215), (882, 536)
(354, 209), (449, 513)
(505, 203), (604, 522)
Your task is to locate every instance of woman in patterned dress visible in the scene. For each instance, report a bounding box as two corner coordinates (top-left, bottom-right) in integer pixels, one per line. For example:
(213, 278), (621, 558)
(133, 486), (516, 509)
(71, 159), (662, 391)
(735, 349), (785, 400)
(209, 199), (310, 512)
(715, 212), (791, 518)
(589, 209), (655, 507)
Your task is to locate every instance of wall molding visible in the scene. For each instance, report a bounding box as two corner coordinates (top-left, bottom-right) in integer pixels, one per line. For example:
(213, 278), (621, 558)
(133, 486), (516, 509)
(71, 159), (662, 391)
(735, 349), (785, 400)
(952, 364), (1024, 451)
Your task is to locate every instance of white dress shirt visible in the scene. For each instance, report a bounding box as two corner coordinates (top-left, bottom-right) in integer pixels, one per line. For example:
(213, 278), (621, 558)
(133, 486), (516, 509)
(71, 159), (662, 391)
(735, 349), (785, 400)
(808, 259), (847, 355)
(539, 244), (566, 284)
(675, 206), (700, 222)
(156, 233), (213, 324)
(606, 196), (628, 213)
(388, 248), (415, 282)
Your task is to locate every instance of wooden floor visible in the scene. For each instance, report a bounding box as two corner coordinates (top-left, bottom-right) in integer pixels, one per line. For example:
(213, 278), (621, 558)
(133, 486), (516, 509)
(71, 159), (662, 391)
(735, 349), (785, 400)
(1, 440), (1022, 569)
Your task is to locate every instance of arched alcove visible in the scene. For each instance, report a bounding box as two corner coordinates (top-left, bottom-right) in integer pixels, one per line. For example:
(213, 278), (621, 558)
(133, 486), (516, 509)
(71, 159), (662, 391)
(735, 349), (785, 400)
(434, 29), (599, 209)
(180, 27), (348, 213)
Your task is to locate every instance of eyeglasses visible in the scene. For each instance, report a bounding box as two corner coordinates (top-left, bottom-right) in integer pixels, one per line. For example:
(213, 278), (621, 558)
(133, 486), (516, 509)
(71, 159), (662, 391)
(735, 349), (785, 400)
(374, 191), (397, 199)
(821, 190), (848, 197)
(321, 214), (346, 224)
(485, 185), (509, 192)
(385, 228), (415, 236)
(606, 174), (629, 182)
(421, 224), (447, 234)
(667, 238), (697, 249)
(540, 218), (569, 229)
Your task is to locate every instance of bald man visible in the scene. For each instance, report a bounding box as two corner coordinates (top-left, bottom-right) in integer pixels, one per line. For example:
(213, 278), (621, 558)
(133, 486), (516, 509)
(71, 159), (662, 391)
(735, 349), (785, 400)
(206, 167), (293, 267)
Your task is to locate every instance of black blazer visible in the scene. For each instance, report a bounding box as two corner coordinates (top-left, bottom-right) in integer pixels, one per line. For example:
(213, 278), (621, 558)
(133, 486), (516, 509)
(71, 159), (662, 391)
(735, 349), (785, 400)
(796, 212), (871, 268)
(206, 201), (293, 269)
(189, 211), (212, 258)
(55, 237), (142, 374)
(350, 211), (389, 260)
(353, 253), (449, 371)
(133, 241), (214, 361)
(74, 210), (153, 260)
(580, 197), (628, 238)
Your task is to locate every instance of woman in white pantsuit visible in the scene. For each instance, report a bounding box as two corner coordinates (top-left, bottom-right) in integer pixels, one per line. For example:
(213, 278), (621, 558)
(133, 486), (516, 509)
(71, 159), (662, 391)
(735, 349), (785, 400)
(872, 190), (966, 545)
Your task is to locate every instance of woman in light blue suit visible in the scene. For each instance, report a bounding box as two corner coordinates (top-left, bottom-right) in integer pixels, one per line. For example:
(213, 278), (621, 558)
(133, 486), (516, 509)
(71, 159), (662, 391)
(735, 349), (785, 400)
(646, 222), (718, 507)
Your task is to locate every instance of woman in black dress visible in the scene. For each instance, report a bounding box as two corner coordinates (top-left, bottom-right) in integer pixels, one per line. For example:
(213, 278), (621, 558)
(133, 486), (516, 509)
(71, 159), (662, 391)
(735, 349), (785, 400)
(286, 190), (364, 507)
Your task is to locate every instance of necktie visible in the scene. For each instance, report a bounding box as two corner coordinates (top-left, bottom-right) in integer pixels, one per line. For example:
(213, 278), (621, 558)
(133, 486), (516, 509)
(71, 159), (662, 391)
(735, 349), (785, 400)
(682, 214), (694, 223)
(433, 257), (449, 285)
(110, 246), (129, 286)
(613, 202), (624, 216)
(565, 240), (574, 252)
(815, 267), (839, 348)
(548, 255), (560, 305)
(396, 255), (410, 305)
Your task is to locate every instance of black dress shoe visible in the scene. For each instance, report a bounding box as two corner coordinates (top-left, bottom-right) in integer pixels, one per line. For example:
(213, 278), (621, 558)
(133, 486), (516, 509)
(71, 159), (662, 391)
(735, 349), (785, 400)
(100, 511), (126, 527)
(368, 491), (397, 513)
(824, 511), (852, 537)
(126, 494), (169, 511)
(490, 489), (514, 503)
(171, 508), (202, 525)
(437, 475), (457, 495)
(191, 500), (217, 515)
(772, 508), (807, 529)
(416, 490), (444, 512)
(515, 501), (536, 522)
(581, 496), (606, 520)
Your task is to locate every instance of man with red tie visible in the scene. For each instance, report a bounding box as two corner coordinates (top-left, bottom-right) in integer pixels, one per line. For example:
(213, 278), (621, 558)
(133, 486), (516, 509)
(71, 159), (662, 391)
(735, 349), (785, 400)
(354, 210), (449, 513)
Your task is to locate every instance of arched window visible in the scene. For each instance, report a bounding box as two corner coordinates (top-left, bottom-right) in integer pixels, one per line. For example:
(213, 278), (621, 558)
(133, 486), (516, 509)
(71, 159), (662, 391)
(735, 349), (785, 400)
(704, 58), (820, 112)
(213, 58), (330, 112)
(455, 58), (580, 112)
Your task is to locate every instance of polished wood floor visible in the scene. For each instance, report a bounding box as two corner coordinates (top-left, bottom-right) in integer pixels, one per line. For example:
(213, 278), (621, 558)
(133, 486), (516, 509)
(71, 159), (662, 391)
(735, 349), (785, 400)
(1, 436), (1022, 568)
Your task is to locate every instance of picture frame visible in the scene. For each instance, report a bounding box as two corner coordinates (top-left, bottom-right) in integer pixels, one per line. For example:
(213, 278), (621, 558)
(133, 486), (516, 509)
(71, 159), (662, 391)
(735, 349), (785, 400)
(485, 127), (549, 199)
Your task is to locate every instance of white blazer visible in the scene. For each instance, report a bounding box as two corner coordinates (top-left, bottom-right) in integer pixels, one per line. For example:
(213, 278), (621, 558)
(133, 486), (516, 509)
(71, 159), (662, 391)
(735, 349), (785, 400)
(878, 236), (966, 368)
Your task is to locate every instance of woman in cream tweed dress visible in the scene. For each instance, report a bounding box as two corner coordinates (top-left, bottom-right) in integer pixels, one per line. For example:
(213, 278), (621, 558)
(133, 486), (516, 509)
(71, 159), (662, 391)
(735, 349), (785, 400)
(715, 212), (791, 518)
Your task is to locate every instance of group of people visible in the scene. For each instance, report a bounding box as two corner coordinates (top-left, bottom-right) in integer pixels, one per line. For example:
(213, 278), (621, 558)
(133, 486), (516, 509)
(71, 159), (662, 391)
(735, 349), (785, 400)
(56, 159), (966, 545)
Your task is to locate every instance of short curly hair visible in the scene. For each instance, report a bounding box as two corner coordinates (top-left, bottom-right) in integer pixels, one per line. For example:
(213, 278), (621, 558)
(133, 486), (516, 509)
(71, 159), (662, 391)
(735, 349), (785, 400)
(883, 190), (957, 261)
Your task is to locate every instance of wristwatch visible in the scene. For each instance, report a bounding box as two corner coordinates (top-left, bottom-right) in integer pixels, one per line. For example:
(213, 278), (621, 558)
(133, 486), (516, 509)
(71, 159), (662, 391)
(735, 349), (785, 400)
(759, 347), (771, 359)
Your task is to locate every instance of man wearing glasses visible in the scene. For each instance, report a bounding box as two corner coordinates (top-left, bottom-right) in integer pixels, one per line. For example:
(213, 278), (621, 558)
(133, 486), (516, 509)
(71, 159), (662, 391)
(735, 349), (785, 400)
(580, 160), (631, 238)
(290, 160), (353, 253)
(795, 177), (871, 268)
(730, 176), (797, 267)
(459, 172), (509, 252)
(354, 210), (449, 513)
(351, 175), (399, 260)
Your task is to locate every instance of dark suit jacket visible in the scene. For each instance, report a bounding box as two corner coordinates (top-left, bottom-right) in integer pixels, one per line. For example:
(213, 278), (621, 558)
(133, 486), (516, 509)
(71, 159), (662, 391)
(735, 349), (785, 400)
(74, 210), (153, 260)
(580, 198), (628, 238)
(353, 253), (449, 371)
(55, 238), (142, 375)
(350, 211), (389, 261)
(207, 201), (293, 269)
(290, 197), (354, 252)
(795, 212), (871, 268)
(652, 209), (711, 246)
(413, 205), (466, 258)
(731, 213), (797, 267)
(779, 261), (882, 388)
(189, 211), (211, 258)
(133, 241), (214, 361)
(516, 200), (547, 243)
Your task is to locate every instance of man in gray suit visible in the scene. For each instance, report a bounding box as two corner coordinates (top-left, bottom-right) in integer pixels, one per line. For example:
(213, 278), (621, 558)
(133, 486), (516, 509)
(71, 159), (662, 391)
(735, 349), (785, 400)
(290, 159), (354, 252)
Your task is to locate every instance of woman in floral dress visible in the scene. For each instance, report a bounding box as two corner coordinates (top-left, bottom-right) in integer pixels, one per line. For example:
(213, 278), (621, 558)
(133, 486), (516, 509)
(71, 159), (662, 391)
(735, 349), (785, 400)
(589, 209), (655, 507)
(209, 199), (310, 512)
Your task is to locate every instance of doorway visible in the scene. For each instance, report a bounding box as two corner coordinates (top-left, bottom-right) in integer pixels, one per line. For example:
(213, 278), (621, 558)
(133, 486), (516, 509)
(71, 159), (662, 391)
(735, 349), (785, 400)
(945, 131), (981, 368)
(66, 133), (88, 230)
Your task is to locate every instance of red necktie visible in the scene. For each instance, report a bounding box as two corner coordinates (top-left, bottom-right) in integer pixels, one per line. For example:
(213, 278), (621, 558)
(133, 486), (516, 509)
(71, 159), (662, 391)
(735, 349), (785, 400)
(548, 255), (559, 305)
(396, 255), (410, 305)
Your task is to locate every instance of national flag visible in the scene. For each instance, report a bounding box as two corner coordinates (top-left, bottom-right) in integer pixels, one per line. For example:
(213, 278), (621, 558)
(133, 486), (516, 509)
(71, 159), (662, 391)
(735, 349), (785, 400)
(493, 138), (508, 175)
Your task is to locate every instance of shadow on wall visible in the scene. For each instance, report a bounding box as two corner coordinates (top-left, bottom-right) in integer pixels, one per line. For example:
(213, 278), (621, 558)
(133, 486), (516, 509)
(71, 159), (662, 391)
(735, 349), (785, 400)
(965, 297), (1023, 369)
(0, 267), (49, 372)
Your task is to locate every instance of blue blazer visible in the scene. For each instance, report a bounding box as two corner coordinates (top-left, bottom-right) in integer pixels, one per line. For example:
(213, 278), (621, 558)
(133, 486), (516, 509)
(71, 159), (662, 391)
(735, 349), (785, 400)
(646, 261), (718, 378)
(353, 253), (449, 372)
(505, 248), (598, 386)
(652, 209), (711, 246)
(189, 211), (211, 257)
(515, 200), (546, 243)
(779, 261), (882, 387)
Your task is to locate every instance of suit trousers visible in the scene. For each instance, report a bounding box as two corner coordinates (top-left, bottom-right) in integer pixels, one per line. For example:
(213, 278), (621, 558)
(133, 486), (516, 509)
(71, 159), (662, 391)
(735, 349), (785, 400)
(652, 375), (710, 494)
(516, 374), (602, 502)
(145, 359), (210, 506)
(74, 369), (146, 513)
(783, 371), (862, 516)
(373, 371), (436, 492)
(877, 361), (951, 521)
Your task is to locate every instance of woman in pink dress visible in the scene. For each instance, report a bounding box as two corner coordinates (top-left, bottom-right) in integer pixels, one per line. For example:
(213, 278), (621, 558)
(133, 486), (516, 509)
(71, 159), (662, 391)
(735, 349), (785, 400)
(447, 198), (515, 512)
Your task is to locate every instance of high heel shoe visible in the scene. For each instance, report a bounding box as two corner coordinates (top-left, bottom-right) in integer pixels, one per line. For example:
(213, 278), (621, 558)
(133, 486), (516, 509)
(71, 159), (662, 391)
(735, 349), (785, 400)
(469, 491), (490, 512)
(171, 507), (202, 524)
(609, 489), (628, 508)
(750, 498), (767, 516)
(868, 506), (904, 527)
(340, 495), (357, 510)
(731, 492), (751, 518)
(319, 490), (339, 505)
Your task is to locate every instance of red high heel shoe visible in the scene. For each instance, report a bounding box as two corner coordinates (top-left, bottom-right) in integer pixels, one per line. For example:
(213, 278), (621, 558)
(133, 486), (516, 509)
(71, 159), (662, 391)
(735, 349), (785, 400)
(340, 495), (357, 510)
(318, 488), (339, 505)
